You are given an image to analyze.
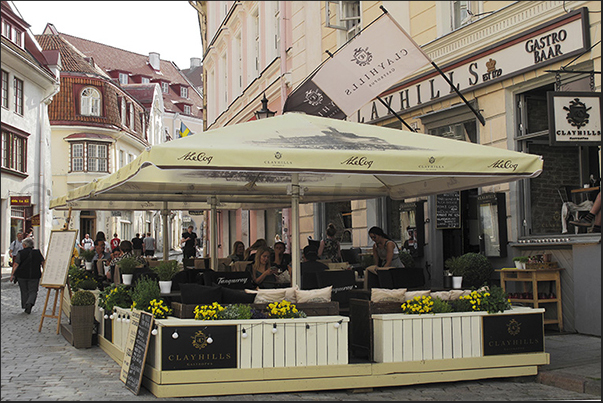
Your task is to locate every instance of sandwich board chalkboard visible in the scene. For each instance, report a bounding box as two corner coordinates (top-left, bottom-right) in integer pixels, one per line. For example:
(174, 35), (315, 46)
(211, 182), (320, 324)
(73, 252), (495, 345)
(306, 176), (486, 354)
(436, 191), (461, 229)
(40, 230), (78, 287)
(120, 310), (154, 395)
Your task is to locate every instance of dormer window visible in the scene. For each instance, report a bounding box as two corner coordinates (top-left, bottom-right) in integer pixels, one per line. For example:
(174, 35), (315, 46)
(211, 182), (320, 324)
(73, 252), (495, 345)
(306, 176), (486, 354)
(119, 73), (128, 85)
(180, 86), (188, 98)
(161, 82), (169, 93)
(141, 77), (150, 84)
(2, 19), (24, 49)
(80, 87), (101, 116)
(183, 105), (191, 115)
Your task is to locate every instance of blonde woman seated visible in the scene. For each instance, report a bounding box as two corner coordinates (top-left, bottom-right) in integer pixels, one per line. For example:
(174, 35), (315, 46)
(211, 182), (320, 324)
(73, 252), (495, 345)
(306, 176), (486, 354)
(248, 246), (284, 289)
(244, 238), (268, 262)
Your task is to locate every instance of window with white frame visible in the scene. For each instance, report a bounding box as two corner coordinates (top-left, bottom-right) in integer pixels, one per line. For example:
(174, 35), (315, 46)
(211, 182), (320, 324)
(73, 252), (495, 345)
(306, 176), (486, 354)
(234, 32), (243, 95)
(452, 1), (472, 30)
(1, 128), (27, 173)
(70, 142), (108, 172)
(249, 9), (260, 78)
(180, 86), (188, 98)
(119, 73), (128, 85)
(220, 53), (227, 110)
(119, 149), (125, 168)
(183, 104), (191, 115)
(141, 77), (150, 84)
(80, 87), (101, 116)
(161, 82), (169, 93)
(120, 97), (126, 125)
(129, 102), (134, 130)
(1, 20), (11, 40)
(13, 77), (23, 115)
(325, 1), (361, 41)
(1, 70), (8, 108)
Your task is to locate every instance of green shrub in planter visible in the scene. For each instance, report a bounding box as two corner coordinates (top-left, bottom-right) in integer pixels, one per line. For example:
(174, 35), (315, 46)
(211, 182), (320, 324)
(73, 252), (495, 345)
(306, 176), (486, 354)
(71, 290), (96, 306)
(456, 252), (494, 289)
(79, 249), (96, 262)
(152, 260), (180, 281)
(68, 265), (98, 291)
(78, 279), (98, 290)
(118, 256), (140, 274)
(131, 277), (161, 313)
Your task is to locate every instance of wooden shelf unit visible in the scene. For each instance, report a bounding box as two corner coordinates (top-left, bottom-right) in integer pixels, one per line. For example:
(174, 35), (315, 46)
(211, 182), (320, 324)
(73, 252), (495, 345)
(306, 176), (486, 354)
(496, 268), (564, 331)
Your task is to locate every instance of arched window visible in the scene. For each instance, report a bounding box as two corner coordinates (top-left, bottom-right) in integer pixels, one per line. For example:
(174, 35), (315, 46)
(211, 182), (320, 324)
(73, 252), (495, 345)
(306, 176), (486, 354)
(80, 87), (101, 116)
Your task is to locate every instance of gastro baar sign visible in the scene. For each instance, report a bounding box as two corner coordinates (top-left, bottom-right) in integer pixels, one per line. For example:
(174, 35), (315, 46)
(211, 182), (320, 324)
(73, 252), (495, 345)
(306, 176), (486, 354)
(161, 325), (237, 370)
(482, 313), (544, 356)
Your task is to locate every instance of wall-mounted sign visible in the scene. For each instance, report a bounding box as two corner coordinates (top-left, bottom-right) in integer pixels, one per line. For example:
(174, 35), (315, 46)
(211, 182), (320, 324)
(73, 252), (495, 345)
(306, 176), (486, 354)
(352, 8), (589, 123)
(483, 313), (544, 356)
(31, 214), (40, 226)
(111, 211), (122, 217)
(10, 196), (31, 206)
(188, 210), (204, 215)
(547, 91), (602, 146)
(161, 325), (237, 370)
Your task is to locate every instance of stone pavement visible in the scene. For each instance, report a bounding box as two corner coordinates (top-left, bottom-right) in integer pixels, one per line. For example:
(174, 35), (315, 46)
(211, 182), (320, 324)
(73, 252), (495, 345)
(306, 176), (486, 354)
(1, 266), (600, 401)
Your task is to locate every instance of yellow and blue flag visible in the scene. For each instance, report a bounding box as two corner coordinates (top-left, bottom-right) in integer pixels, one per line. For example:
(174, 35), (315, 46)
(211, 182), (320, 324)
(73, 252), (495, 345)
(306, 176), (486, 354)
(180, 122), (191, 138)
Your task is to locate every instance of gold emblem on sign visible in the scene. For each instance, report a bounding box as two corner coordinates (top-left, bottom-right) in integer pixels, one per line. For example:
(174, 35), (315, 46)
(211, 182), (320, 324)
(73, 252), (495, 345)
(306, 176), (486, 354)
(191, 330), (209, 350)
(506, 319), (521, 336)
(486, 58), (497, 72)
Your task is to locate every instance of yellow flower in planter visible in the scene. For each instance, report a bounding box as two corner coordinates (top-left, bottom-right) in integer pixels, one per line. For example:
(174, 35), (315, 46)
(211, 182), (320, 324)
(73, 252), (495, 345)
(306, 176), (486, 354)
(267, 300), (306, 319)
(148, 299), (172, 319)
(401, 295), (435, 315)
(194, 302), (225, 320)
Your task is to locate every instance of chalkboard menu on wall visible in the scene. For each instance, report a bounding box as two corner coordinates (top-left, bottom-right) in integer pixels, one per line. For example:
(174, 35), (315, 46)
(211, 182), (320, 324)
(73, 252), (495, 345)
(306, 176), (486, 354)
(436, 191), (461, 229)
(120, 310), (154, 395)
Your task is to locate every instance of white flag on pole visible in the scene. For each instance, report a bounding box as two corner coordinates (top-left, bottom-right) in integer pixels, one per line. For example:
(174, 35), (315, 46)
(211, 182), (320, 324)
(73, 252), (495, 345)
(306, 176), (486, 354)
(312, 12), (431, 117)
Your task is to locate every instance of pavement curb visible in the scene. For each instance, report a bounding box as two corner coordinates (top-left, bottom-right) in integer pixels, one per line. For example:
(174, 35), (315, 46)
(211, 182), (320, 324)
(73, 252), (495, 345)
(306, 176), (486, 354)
(537, 370), (601, 396)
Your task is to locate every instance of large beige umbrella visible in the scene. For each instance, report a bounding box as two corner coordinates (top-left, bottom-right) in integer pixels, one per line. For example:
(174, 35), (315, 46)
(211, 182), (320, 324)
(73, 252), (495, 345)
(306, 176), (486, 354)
(50, 112), (543, 283)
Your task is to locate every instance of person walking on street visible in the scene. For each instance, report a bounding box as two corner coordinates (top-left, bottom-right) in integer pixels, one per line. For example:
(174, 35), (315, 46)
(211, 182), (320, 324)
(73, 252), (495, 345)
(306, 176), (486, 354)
(143, 232), (155, 257)
(110, 233), (121, 252)
(10, 237), (44, 314)
(181, 226), (198, 259)
(131, 233), (143, 257)
(80, 233), (94, 251)
(9, 232), (24, 266)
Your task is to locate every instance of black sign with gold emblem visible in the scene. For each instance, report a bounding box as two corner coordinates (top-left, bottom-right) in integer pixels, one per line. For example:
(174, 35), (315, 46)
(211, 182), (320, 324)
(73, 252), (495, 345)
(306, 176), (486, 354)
(483, 313), (544, 356)
(161, 325), (237, 370)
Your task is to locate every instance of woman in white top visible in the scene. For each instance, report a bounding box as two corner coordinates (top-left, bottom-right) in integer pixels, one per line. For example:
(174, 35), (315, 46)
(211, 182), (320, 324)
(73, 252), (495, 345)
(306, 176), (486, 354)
(368, 226), (404, 268)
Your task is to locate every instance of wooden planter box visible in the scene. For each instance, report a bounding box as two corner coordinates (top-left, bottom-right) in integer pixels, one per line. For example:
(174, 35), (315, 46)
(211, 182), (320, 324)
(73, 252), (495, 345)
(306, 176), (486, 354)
(145, 316), (349, 371)
(372, 307), (545, 363)
(70, 305), (95, 349)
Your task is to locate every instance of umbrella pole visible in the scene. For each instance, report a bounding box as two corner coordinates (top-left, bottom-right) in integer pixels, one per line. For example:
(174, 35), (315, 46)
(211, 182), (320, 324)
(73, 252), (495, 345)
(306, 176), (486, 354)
(162, 203), (169, 261)
(210, 196), (218, 271)
(291, 174), (300, 287)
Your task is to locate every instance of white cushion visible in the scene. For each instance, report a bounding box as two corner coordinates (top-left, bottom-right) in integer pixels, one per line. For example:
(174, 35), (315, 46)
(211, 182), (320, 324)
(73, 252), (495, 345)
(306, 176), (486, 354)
(430, 291), (451, 301)
(245, 288), (287, 304)
(371, 288), (407, 303)
(295, 286), (332, 303)
(448, 290), (465, 300)
(403, 290), (431, 301)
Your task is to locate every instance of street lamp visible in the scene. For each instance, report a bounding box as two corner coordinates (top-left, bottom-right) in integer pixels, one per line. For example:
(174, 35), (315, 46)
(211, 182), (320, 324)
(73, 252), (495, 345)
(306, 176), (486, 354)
(254, 93), (276, 120)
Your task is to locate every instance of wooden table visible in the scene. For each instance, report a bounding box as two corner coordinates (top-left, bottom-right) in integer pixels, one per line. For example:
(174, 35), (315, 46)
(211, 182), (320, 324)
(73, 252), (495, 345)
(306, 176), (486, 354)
(570, 186), (599, 203)
(497, 268), (563, 331)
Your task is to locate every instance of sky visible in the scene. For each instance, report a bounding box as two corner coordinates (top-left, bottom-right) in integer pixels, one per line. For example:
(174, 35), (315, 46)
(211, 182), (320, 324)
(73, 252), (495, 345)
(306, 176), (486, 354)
(10, 1), (203, 70)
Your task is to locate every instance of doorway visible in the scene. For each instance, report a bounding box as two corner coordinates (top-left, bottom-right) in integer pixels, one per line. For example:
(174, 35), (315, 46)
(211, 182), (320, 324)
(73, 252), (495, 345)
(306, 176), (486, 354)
(79, 211), (96, 241)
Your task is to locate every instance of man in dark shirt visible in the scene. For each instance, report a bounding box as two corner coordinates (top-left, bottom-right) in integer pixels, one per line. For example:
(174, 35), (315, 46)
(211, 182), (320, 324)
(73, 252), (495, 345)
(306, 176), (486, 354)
(181, 225), (198, 259)
(131, 233), (144, 257)
(300, 245), (328, 290)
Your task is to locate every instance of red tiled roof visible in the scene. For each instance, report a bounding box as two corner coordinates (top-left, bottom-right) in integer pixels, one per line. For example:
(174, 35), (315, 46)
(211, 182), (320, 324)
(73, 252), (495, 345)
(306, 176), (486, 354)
(58, 33), (203, 119)
(35, 34), (107, 77)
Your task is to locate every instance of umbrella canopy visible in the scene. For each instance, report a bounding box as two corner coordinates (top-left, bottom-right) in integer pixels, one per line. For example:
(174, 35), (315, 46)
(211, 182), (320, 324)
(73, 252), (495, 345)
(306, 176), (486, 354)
(51, 112), (542, 210)
(50, 112), (543, 282)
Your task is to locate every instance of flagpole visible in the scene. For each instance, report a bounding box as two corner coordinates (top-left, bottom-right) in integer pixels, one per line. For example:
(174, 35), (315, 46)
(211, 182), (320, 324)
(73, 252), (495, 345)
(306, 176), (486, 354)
(430, 62), (486, 126)
(376, 96), (417, 132)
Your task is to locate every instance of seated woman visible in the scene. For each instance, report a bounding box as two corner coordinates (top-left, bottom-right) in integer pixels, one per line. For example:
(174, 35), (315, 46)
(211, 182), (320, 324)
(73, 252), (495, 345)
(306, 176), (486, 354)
(227, 240), (246, 262)
(244, 238), (268, 262)
(248, 246), (279, 289)
(271, 241), (292, 287)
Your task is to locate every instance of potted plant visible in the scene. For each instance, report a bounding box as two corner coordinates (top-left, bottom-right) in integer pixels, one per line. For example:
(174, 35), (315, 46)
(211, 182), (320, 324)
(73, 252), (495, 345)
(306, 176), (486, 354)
(513, 256), (530, 270)
(70, 290), (96, 349)
(131, 276), (162, 316)
(455, 252), (494, 289)
(79, 249), (96, 271)
(117, 256), (140, 285)
(151, 260), (181, 294)
(444, 256), (464, 289)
